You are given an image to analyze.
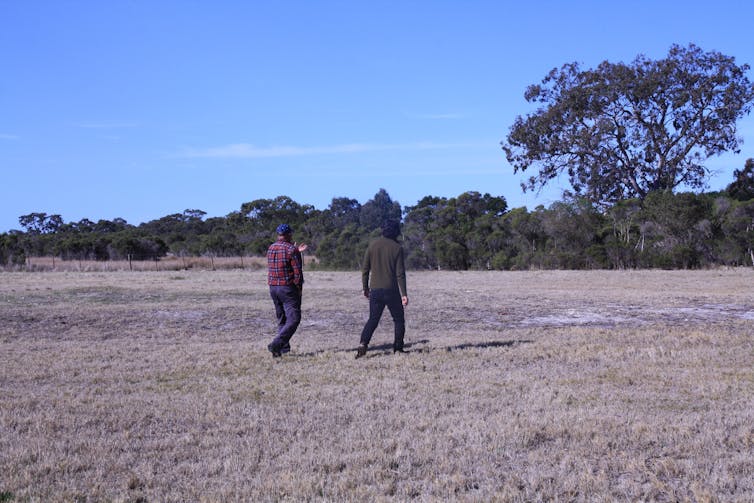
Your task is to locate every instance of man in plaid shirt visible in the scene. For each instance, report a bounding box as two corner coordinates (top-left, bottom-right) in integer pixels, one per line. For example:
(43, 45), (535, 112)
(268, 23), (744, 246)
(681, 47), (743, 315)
(266, 223), (307, 357)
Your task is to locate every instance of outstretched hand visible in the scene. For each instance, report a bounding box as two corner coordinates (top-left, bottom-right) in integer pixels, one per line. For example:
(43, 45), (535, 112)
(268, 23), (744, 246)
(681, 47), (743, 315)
(295, 242), (308, 253)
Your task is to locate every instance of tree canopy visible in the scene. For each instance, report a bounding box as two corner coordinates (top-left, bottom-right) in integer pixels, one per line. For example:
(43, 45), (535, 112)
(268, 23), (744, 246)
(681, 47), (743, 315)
(502, 44), (754, 205)
(726, 158), (754, 201)
(2, 183), (754, 270)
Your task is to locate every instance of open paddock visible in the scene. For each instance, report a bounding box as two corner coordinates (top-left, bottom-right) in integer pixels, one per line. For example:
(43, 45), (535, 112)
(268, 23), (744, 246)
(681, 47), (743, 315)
(1, 269), (753, 501)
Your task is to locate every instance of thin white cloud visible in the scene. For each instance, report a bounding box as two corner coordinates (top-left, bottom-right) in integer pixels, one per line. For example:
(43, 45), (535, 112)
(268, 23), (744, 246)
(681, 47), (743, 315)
(0, 133), (19, 140)
(406, 112), (464, 120)
(74, 122), (139, 129)
(176, 141), (491, 159)
(180, 143), (374, 158)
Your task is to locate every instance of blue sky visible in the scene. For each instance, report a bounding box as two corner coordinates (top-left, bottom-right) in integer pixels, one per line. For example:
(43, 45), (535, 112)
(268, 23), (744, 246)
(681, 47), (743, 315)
(2, 0), (754, 233)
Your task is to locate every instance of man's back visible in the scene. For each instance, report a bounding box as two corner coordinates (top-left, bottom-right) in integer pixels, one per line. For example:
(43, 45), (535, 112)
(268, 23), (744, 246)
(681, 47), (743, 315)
(362, 236), (406, 294)
(267, 240), (303, 287)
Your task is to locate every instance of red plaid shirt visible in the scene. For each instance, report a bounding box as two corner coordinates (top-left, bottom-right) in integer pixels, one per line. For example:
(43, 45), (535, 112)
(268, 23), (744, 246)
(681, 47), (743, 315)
(267, 239), (303, 287)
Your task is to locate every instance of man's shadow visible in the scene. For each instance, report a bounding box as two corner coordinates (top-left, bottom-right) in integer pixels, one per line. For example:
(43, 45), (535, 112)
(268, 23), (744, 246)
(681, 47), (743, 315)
(295, 340), (431, 358)
(440, 340), (531, 352)
(314, 338), (531, 358)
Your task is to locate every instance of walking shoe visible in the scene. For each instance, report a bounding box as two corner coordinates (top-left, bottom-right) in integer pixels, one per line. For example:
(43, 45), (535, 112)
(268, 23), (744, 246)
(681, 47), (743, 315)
(268, 343), (282, 358)
(355, 344), (368, 359)
(393, 348), (408, 354)
(281, 343), (291, 354)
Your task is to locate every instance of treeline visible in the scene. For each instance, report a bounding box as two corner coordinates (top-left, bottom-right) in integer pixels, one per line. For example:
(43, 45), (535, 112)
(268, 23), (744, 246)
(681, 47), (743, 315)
(2, 183), (754, 270)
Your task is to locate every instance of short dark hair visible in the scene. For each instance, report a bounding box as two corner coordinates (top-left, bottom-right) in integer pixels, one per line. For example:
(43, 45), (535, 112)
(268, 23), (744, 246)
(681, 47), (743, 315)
(381, 219), (400, 239)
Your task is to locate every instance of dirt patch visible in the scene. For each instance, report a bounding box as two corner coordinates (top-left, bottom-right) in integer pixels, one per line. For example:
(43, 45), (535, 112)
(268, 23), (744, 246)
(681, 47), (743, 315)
(510, 303), (754, 328)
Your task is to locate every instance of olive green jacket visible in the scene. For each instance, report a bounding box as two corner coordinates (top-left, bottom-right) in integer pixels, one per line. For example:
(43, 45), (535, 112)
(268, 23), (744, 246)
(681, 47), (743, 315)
(361, 236), (407, 296)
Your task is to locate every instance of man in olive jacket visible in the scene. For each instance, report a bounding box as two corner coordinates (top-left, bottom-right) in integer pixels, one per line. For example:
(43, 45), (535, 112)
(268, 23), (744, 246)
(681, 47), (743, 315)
(356, 219), (409, 358)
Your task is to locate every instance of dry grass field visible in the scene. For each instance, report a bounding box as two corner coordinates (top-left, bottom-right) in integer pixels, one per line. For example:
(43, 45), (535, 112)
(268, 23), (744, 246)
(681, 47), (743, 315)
(1, 269), (753, 502)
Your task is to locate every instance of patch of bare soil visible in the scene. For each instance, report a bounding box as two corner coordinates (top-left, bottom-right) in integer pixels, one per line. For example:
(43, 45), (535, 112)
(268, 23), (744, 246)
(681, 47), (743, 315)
(509, 302), (754, 328)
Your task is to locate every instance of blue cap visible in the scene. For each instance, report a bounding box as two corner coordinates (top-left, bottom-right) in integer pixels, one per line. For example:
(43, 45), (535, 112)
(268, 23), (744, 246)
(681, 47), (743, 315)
(276, 224), (292, 235)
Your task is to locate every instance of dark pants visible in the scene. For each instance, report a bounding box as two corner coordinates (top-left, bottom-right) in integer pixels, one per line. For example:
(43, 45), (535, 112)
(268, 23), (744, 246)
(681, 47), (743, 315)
(269, 285), (302, 350)
(360, 288), (405, 350)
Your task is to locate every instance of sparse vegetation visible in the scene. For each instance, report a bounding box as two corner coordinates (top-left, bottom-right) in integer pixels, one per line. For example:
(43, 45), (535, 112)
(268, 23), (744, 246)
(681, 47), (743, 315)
(1, 269), (753, 501)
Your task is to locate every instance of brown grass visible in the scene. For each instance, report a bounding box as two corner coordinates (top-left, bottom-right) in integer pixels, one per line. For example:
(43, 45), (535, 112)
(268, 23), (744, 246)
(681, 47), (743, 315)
(1, 269), (753, 501)
(15, 256), (286, 272)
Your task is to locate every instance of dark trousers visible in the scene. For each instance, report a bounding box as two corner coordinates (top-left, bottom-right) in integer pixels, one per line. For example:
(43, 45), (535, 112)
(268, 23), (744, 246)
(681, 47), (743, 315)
(360, 288), (405, 350)
(269, 285), (302, 350)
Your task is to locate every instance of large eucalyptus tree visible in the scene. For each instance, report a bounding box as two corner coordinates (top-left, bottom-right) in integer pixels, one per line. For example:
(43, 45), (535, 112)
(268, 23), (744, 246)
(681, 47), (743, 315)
(502, 44), (754, 204)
